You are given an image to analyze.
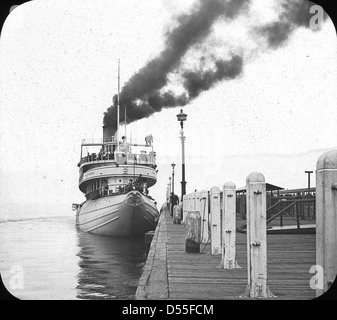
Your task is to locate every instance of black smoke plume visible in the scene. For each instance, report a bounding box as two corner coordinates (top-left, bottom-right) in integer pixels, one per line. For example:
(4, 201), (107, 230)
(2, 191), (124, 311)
(103, 0), (328, 133)
(257, 0), (329, 49)
(103, 0), (250, 133)
(182, 55), (243, 99)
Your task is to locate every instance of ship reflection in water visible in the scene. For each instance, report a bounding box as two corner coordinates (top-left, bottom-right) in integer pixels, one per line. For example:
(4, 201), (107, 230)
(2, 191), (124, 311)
(0, 216), (146, 300)
(76, 230), (146, 300)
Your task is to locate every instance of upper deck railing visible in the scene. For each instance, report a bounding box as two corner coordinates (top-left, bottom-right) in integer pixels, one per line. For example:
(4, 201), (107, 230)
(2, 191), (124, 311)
(81, 137), (154, 146)
(81, 137), (117, 146)
(78, 150), (157, 168)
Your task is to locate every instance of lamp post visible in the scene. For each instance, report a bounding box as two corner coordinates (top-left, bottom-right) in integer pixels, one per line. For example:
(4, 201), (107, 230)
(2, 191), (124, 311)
(171, 162), (175, 194)
(305, 170), (313, 195)
(169, 177), (172, 195)
(176, 108), (187, 200)
(167, 183), (170, 205)
(305, 170), (313, 220)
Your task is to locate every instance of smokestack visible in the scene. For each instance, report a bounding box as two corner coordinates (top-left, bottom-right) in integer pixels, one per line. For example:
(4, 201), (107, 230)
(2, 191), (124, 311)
(103, 125), (115, 141)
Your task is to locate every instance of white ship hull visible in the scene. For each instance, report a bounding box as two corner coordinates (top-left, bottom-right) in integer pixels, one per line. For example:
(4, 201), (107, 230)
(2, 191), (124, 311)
(76, 191), (159, 237)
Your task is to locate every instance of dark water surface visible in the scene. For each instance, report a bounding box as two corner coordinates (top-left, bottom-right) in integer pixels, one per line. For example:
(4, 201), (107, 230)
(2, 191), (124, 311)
(0, 216), (146, 300)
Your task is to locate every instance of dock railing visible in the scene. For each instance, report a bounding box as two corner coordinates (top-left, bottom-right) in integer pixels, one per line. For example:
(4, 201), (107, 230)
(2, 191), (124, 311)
(266, 198), (316, 228)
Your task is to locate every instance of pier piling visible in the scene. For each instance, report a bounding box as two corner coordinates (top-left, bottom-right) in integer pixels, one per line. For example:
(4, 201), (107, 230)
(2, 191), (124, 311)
(199, 189), (209, 244)
(210, 186), (221, 255)
(218, 182), (240, 269)
(243, 172), (275, 298)
(185, 211), (201, 254)
(173, 205), (181, 224)
(316, 150), (337, 297)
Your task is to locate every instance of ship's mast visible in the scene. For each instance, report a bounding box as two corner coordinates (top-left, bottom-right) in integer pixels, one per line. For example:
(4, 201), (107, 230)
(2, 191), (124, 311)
(124, 89), (127, 141)
(122, 62), (127, 149)
(117, 59), (120, 152)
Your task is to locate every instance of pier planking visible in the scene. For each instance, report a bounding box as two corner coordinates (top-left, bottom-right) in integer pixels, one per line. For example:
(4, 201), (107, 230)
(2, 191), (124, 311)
(136, 206), (316, 300)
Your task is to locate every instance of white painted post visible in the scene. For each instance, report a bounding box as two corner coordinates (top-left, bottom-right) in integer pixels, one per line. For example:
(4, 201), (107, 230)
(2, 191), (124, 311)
(188, 192), (192, 209)
(195, 191), (201, 216)
(184, 193), (192, 224)
(210, 186), (221, 254)
(190, 192), (194, 213)
(173, 205), (182, 224)
(199, 189), (209, 243)
(242, 172), (274, 298)
(190, 192), (195, 210)
(185, 210), (201, 253)
(193, 191), (202, 236)
(183, 193), (188, 224)
(218, 182), (240, 268)
(316, 150), (337, 297)
(188, 193), (193, 221)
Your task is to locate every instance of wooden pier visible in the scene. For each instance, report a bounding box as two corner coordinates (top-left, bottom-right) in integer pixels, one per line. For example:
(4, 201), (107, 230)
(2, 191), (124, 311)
(136, 205), (316, 300)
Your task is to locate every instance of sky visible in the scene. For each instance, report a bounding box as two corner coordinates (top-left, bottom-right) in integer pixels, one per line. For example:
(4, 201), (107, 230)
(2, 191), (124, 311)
(0, 0), (336, 219)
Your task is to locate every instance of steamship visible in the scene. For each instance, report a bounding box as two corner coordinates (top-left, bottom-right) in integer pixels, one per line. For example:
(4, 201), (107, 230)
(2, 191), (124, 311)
(73, 126), (159, 237)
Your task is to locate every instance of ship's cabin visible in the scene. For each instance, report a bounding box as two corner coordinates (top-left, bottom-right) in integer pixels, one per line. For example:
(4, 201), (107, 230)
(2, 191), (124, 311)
(78, 134), (157, 202)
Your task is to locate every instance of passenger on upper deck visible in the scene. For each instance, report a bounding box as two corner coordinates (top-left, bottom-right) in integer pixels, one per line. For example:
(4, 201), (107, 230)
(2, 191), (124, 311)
(145, 134), (153, 146)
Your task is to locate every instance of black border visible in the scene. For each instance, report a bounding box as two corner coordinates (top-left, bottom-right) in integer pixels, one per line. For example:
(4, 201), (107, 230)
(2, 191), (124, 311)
(0, 0), (336, 305)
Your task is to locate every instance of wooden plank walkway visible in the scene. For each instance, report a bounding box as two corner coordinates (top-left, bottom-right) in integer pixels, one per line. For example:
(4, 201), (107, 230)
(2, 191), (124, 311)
(136, 206), (316, 300)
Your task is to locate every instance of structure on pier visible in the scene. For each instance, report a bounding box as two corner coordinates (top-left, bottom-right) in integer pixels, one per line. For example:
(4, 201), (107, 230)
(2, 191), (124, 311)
(236, 185), (316, 234)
